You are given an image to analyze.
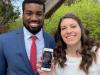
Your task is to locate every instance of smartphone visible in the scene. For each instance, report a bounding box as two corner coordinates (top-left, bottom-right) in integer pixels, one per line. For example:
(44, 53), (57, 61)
(41, 48), (53, 71)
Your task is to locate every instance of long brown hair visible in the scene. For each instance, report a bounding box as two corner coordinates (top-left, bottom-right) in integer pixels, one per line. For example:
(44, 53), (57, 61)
(54, 13), (99, 74)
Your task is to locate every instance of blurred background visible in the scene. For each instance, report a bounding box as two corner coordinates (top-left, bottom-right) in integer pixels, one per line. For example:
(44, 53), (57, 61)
(0, 0), (100, 43)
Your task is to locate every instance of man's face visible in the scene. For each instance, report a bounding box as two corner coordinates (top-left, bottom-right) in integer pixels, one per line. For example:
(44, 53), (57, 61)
(23, 3), (44, 34)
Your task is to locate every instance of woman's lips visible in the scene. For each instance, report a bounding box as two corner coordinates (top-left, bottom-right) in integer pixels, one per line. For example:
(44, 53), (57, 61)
(66, 33), (76, 39)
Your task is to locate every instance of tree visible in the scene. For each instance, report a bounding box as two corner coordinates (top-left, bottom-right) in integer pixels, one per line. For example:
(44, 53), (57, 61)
(0, 0), (20, 33)
(64, 0), (81, 6)
(95, 0), (100, 3)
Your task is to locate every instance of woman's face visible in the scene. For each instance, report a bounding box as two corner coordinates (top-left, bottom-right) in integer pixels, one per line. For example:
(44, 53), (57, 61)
(60, 18), (81, 46)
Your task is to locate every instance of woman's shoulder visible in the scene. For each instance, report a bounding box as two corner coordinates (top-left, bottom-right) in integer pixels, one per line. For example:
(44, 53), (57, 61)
(91, 46), (100, 53)
(94, 46), (100, 64)
(90, 46), (100, 64)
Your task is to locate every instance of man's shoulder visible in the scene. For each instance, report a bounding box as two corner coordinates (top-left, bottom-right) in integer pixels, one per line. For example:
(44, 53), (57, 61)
(43, 32), (54, 39)
(43, 32), (55, 48)
(0, 28), (23, 39)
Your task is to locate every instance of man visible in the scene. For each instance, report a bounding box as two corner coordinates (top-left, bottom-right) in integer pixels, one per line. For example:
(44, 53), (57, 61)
(0, 0), (55, 75)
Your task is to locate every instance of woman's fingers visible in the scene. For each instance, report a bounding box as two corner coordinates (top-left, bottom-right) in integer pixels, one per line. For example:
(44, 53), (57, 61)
(37, 57), (55, 75)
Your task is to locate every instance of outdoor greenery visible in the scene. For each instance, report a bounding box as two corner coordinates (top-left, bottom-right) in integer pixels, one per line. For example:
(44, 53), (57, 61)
(8, 0), (100, 42)
(0, 0), (20, 25)
(7, 17), (23, 31)
(0, 0), (20, 33)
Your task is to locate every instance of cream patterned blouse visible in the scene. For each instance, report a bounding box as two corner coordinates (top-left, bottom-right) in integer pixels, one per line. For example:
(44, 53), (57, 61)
(54, 47), (100, 75)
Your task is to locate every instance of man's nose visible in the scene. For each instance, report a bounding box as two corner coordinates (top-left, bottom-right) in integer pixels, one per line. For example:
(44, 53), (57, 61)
(30, 14), (38, 21)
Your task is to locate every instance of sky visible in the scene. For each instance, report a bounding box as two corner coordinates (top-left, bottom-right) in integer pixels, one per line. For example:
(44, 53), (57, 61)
(12, 0), (23, 14)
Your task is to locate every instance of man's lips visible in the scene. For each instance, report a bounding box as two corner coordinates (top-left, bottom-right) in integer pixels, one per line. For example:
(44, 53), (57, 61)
(29, 23), (39, 27)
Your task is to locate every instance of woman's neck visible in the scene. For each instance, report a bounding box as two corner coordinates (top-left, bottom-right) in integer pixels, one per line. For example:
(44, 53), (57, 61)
(66, 42), (81, 57)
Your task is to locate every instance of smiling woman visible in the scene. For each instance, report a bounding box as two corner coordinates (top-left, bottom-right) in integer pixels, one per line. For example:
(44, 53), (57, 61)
(53, 13), (100, 75)
(60, 18), (81, 46)
(37, 13), (100, 75)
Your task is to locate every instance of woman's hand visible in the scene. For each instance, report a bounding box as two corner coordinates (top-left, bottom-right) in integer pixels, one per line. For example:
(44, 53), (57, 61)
(36, 57), (55, 75)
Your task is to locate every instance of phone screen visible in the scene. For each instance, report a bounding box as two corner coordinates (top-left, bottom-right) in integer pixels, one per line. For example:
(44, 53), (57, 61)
(41, 48), (53, 71)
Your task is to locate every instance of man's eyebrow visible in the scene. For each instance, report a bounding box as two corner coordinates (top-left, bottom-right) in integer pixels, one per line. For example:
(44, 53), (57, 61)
(25, 10), (32, 12)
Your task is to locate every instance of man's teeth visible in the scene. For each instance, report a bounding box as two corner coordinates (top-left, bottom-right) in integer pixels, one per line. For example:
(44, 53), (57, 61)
(30, 23), (38, 25)
(30, 23), (38, 27)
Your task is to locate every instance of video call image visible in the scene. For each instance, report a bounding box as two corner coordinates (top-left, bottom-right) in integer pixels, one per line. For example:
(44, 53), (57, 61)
(42, 51), (52, 68)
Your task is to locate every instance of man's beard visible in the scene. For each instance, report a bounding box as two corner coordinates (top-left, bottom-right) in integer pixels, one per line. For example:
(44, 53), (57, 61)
(24, 24), (43, 35)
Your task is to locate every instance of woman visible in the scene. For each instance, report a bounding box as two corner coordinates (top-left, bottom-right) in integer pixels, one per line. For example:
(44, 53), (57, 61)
(37, 13), (100, 75)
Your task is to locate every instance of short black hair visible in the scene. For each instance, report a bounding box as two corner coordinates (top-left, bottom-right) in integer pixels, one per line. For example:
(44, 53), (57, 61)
(22, 0), (45, 12)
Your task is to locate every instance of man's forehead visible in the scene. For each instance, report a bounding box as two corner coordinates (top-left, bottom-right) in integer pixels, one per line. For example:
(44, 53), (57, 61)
(25, 3), (43, 7)
(24, 3), (43, 10)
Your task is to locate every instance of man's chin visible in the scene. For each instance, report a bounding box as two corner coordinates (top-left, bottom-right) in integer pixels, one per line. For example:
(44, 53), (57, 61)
(29, 27), (42, 35)
(24, 25), (42, 34)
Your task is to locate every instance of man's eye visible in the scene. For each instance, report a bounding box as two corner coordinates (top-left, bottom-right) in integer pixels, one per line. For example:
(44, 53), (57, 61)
(36, 13), (43, 16)
(25, 12), (32, 16)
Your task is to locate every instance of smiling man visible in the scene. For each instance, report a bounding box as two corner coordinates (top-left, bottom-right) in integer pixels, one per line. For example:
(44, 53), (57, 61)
(22, 0), (44, 34)
(0, 0), (55, 75)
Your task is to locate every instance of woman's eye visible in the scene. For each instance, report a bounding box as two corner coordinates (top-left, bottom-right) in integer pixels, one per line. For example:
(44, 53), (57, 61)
(61, 27), (66, 30)
(71, 25), (77, 28)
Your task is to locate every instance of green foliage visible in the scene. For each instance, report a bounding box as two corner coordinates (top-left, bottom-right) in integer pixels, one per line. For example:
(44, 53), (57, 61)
(64, 0), (81, 6)
(8, 18), (23, 31)
(0, 0), (20, 26)
(0, 0), (20, 33)
(45, 0), (100, 42)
